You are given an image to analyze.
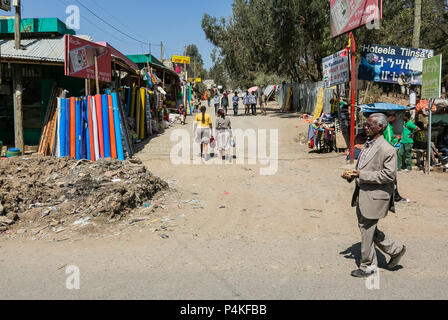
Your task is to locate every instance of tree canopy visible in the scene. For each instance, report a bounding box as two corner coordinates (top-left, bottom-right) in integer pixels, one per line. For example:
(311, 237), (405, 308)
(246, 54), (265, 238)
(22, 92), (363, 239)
(202, 0), (448, 89)
(185, 44), (208, 79)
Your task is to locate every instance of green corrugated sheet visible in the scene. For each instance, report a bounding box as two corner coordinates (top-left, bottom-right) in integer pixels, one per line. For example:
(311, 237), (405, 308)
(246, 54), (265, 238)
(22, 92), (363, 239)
(127, 54), (152, 65)
(0, 17), (75, 35)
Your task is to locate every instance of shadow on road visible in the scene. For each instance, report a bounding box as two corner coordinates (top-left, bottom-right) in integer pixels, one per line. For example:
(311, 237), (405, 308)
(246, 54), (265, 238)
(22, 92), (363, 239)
(339, 242), (389, 269)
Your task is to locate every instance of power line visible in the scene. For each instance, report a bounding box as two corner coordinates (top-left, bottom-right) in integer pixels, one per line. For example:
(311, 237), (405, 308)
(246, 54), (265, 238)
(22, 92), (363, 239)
(74, 0), (155, 46)
(58, 0), (138, 48)
(88, 0), (151, 43)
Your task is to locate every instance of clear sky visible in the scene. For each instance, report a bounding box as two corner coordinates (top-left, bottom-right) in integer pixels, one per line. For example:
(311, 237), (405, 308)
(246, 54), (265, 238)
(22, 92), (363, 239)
(4, 0), (234, 70)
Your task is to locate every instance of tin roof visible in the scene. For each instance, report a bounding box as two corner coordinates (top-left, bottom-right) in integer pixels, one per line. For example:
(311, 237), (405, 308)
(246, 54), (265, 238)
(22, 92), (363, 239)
(0, 37), (65, 63)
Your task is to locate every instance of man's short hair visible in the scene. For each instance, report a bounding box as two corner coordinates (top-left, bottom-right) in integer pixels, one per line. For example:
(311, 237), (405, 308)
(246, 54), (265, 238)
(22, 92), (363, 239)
(386, 111), (396, 118)
(369, 113), (388, 132)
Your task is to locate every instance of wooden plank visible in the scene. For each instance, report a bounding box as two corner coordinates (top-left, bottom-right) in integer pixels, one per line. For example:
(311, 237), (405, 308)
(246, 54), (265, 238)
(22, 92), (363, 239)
(38, 85), (57, 153)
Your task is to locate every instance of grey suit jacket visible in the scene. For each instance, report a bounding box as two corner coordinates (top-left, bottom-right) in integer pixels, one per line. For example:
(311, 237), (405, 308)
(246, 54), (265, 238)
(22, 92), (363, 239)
(351, 135), (397, 219)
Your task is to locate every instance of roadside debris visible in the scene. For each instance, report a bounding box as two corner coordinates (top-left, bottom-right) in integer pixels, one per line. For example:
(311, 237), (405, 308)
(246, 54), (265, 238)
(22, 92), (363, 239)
(0, 156), (168, 234)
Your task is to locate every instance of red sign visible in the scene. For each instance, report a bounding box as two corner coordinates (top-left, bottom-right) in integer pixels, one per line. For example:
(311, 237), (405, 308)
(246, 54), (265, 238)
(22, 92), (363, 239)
(330, 0), (382, 37)
(64, 35), (112, 82)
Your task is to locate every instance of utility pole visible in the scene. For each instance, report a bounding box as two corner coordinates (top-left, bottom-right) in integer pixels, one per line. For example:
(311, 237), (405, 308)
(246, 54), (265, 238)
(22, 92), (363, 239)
(160, 41), (163, 61)
(14, 0), (21, 50)
(13, 0), (24, 151)
(412, 0), (422, 48)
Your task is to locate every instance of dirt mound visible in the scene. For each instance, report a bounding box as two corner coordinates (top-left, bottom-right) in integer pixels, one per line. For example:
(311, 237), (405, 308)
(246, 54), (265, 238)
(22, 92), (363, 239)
(0, 156), (168, 233)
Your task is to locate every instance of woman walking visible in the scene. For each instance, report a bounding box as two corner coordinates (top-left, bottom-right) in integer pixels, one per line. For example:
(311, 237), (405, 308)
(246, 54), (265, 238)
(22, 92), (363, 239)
(194, 106), (213, 160)
(259, 91), (267, 115)
(221, 91), (229, 114)
(250, 92), (257, 115)
(213, 90), (221, 115)
(232, 91), (239, 116)
(216, 109), (233, 162)
(243, 90), (250, 115)
(206, 90), (211, 108)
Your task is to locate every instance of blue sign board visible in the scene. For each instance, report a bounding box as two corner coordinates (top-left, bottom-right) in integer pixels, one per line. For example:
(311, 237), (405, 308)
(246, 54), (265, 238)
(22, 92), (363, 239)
(358, 44), (434, 85)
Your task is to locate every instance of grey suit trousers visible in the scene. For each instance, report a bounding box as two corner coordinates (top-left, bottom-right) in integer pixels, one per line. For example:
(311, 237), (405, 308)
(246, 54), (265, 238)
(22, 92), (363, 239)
(356, 206), (402, 271)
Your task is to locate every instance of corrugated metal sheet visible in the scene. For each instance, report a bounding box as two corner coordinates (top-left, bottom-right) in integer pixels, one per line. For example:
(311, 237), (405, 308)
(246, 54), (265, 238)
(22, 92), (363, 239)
(0, 37), (65, 63)
(276, 82), (341, 114)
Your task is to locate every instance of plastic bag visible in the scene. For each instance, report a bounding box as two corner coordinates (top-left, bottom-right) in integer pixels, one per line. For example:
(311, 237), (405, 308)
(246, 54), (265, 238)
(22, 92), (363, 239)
(210, 136), (216, 148)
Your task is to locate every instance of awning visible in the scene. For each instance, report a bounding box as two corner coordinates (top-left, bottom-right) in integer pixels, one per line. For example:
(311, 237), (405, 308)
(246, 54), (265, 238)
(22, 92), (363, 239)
(95, 42), (138, 72)
(359, 103), (414, 113)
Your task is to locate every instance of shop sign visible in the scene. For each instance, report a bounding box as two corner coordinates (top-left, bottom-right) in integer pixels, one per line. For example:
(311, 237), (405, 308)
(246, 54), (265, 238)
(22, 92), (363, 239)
(64, 35), (111, 82)
(330, 0), (381, 37)
(0, 0), (11, 12)
(322, 49), (349, 88)
(422, 55), (442, 99)
(172, 55), (190, 64)
(358, 44), (434, 85)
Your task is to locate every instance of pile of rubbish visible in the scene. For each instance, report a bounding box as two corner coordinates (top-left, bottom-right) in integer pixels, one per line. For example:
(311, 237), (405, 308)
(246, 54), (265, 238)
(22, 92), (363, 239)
(0, 156), (168, 233)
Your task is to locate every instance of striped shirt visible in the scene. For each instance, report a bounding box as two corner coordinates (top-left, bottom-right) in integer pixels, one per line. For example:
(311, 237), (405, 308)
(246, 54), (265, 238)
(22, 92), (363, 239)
(357, 138), (378, 169)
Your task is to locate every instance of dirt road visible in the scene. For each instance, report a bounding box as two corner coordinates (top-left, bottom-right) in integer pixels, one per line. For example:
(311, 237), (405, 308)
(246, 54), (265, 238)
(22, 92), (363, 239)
(1, 102), (448, 299)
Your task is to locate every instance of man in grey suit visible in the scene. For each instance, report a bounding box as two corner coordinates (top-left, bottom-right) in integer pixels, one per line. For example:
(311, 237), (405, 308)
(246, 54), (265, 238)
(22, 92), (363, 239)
(342, 113), (406, 277)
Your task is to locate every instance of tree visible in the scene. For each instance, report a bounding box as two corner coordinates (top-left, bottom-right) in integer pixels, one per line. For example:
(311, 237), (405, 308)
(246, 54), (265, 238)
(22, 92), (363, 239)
(202, 0), (448, 90)
(184, 44), (207, 79)
(208, 48), (230, 89)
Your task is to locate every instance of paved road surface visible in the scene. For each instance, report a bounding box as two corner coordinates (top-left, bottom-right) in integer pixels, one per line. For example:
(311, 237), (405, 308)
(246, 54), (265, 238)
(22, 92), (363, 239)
(1, 102), (448, 299)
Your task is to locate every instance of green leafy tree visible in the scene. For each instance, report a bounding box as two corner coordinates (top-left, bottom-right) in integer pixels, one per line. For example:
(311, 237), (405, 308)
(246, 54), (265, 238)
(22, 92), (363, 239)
(202, 0), (448, 91)
(185, 44), (208, 79)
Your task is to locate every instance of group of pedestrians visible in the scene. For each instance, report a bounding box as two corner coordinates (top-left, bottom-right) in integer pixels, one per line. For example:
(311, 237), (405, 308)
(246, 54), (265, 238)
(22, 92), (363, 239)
(193, 105), (233, 162)
(243, 91), (257, 115)
(213, 90), (231, 115)
(206, 88), (267, 117)
(242, 91), (266, 115)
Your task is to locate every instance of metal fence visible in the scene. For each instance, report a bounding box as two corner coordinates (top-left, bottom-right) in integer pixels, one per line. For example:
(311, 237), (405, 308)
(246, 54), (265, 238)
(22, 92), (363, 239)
(276, 82), (342, 115)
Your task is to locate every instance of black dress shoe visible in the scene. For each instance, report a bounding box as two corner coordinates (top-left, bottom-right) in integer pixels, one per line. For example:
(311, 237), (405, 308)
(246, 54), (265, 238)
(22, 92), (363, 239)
(387, 245), (406, 269)
(351, 269), (375, 278)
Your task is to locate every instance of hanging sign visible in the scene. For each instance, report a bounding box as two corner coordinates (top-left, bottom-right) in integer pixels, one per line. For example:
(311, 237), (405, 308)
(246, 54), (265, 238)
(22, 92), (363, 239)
(330, 0), (382, 37)
(322, 49), (349, 88)
(172, 55), (190, 64)
(422, 55), (442, 99)
(358, 44), (434, 85)
(64, 35), (112, 82)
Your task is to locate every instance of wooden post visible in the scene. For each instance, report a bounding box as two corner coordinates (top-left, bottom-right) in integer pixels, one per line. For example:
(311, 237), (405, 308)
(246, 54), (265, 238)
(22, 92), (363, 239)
(94, 55), (100, 94)
(427, 99), (433, 175)
(349, 32), (356, 164)
(13, 64), (24, 151)
(85, 79), (90, 96)
(160, 41), (163, 61)
(14, 0), (21, 50)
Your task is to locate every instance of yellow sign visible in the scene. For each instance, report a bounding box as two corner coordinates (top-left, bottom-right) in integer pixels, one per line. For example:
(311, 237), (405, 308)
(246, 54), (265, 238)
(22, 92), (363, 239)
(172, 55), (190, 64)
(195, 78), (202, 83)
